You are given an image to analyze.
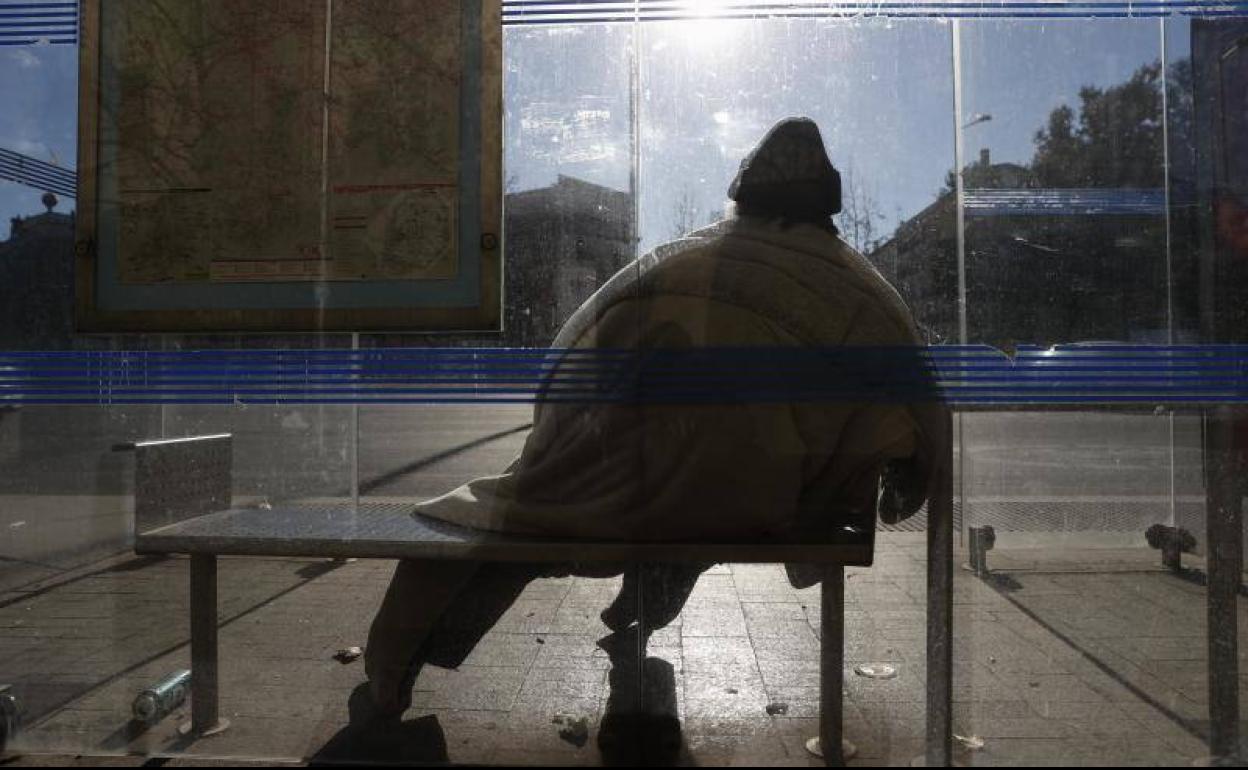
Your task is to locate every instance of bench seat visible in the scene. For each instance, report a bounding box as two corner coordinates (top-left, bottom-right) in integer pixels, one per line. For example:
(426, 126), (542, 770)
(136, 501), (875, 564)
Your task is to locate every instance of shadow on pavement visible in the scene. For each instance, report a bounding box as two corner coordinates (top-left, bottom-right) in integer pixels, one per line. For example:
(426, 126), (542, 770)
(309, 684), (449, 765)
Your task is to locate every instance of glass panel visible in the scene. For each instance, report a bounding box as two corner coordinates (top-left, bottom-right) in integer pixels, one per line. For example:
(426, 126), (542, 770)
(636, 16), (955, 765)
(504, 23), (636, 346)
(5, 6), (1248, 767)
(161, 336), (358, 506)
(952, 16), (1231, 766)
(959, 19), (1170, 348)
(350, 23), (640, 763)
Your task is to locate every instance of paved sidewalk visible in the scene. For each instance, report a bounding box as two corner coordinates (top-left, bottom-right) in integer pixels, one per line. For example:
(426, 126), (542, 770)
(0, 533), (1241, 766)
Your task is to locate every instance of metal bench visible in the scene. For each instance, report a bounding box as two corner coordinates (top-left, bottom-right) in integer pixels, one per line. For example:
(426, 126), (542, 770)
(127, 428), (957, 766)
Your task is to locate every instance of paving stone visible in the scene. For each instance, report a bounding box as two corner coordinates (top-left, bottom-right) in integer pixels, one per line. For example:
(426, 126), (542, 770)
(683, 665), (765, 692)
(746, 618), (819, 643)
(513, 674), (608, 711)
(742, 601), (807, 625)
(682, 636), (758, 672)
(681, 609), (748, 637)
(757, 657), (822, 688)
(682, 732), (802, 765)
(459, 633), (545, 668)
(410, 665), (527, 711)
(760, 684), (821, 718)
(5, 534), (1241, 766)
(529, 634), (613, 670)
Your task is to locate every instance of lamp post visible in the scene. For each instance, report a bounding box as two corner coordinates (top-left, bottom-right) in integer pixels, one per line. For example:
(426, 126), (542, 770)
(962, 113), (993, 130)
(953, 109), (992, 346)
(932, 34), (996, 768)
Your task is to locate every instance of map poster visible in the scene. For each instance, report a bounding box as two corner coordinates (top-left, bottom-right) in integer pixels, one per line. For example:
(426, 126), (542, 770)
(75, 0), (501, 332)
(107, 1), (327, 285)
(328, 0), (462, 282)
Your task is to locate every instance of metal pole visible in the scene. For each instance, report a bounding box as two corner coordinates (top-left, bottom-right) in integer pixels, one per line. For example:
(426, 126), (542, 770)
(1205, 406), (1241, 760)
(927, 409), (955, 767)
(820, 566), (845, 767)
(923, 23), (966, 764)
(1160, 18), (1180, 531)
(188, 554), (227, 736)
(629, 0), (640, 263)
(1160, 18), (1175, 348)
(951, 20), (970, 548)
(952, 20), (968, 348)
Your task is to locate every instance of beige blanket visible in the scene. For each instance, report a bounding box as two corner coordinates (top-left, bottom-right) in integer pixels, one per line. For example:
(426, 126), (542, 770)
(413, 215), (947, 540)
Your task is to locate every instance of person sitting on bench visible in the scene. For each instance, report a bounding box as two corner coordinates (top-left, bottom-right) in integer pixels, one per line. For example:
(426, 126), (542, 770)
(364, 117), (947, 716)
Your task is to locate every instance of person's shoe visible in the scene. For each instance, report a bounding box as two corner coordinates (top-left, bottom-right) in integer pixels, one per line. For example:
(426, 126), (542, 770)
(599, 600), (634, 632)
(352, 676), (411, 724)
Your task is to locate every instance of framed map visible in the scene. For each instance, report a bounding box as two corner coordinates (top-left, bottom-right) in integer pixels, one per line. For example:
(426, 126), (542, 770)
(76, 0), (501, 332)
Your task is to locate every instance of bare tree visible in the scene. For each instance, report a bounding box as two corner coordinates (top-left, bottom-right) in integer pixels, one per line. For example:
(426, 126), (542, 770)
(668, 186), (700, 241)
(837, 163), (885, 256)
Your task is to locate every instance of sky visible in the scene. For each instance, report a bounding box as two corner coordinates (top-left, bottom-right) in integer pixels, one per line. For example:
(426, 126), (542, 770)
(959, 17), (1186, 167)
(0, 12), (1192, 250)
(0, 42), (78, 237)
(504, 15), (1188, 252)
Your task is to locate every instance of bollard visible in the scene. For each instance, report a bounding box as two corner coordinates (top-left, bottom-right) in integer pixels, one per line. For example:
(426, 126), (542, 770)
(132, 670), (191, 724)
(968, 526), (996, 577)
(1144, 524), (1196, 572)
(0, 684), (20, 751)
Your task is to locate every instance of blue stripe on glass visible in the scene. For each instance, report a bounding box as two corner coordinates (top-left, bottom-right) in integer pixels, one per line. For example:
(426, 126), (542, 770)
(0, 346), (1246, 405)
(0, 30), (75, 38)
(0, 20), (75, 28)
(0, 1), (75, 46)
(0, 12), (75, 19)
(964, 189), (1166, 216)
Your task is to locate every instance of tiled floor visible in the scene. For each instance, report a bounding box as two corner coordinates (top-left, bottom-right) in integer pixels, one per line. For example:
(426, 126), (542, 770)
(1, 533), (1243, 765)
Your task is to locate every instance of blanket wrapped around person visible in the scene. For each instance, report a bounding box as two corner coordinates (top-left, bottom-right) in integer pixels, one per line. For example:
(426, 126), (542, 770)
(411, 121), (947, 545)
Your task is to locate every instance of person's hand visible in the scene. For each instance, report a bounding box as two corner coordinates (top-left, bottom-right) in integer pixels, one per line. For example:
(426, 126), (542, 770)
(878, 455), (925, 524)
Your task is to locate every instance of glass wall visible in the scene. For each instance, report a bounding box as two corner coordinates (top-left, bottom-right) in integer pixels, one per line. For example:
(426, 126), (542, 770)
(1, 3), (1245, 766)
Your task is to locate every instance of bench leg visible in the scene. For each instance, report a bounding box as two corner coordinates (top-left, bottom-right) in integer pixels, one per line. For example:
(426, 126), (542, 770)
(187, 554), (227, 736)
(820, 565), (845, 767)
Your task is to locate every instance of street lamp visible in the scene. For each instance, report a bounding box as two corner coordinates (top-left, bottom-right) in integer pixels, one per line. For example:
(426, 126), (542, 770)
(951, 111), (993, 346)
(962, 113), (992, 130)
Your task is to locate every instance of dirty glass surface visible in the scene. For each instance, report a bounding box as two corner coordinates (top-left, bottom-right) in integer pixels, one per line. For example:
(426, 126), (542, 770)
(0, 3), (1245, 767)
(952, 16), (1232, 766)
(633, 17), (954, 765)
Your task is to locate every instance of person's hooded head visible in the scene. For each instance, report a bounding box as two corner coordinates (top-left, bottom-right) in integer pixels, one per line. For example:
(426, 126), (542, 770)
(728, 117), (842, 229)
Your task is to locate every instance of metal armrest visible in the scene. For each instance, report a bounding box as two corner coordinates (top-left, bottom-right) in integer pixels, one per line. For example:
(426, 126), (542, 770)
(116, 434), (233, 542)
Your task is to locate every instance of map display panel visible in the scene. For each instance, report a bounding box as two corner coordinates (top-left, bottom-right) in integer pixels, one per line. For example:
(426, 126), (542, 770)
(106, 1), (326, 283)
(77, 0), (500, 331)
(327, 0), (461, 281)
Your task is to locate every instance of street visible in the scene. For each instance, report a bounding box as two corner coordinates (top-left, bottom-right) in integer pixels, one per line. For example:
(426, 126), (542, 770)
(0, 404), (1209, 592)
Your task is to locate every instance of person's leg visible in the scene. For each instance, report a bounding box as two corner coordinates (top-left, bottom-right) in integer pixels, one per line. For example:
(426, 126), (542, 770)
(364, 559), (482, 715)
(600, 563), (711, 633)
(598, 563), (710, 761)
(421, 563), (547, 669)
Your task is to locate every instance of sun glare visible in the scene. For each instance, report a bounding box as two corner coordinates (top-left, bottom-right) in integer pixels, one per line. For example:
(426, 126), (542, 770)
(674, 0), (742, 53)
